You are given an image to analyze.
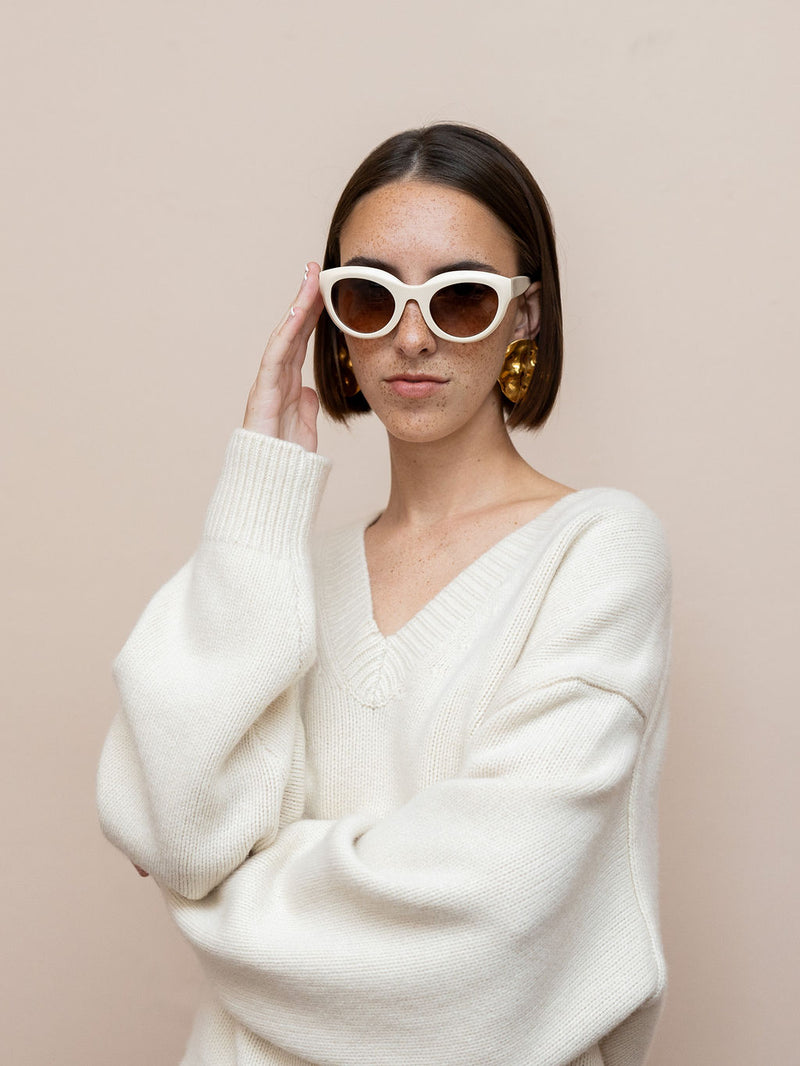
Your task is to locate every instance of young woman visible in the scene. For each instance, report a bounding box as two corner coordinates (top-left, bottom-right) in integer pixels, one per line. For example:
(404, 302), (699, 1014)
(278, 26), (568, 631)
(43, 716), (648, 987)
(98, 124), (671, 1066)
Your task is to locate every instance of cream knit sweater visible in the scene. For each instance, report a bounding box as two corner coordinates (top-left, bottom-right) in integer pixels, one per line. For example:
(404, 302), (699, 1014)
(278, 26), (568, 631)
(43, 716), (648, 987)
(97, 428), (672, 1066)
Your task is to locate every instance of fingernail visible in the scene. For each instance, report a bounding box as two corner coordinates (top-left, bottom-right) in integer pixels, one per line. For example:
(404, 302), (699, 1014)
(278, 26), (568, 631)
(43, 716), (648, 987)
(303, 264), (309, 280)
(290, 306), (297, 317)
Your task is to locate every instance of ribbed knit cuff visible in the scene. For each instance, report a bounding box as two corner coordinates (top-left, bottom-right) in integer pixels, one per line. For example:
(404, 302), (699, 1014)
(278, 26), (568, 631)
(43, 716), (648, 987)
(203, 429), (331, 555)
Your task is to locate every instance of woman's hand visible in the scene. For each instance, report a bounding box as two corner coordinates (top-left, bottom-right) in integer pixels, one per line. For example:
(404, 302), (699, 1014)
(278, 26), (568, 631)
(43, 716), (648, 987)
(243, 263), (325, 453)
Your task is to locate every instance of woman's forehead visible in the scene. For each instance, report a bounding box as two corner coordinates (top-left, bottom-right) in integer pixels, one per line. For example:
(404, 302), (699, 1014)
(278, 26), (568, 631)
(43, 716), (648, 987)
(339, 180), (519, 276)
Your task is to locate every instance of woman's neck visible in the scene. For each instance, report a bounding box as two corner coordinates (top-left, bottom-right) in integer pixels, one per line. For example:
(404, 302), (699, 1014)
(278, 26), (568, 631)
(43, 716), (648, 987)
(379, 409), (539, 531)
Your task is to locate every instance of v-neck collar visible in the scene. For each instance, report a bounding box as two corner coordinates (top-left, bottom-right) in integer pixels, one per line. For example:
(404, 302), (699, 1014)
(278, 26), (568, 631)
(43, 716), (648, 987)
(316, 487), (608, 707)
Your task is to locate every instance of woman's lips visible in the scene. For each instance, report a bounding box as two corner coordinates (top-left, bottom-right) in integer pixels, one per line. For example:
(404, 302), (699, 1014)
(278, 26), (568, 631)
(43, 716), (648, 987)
(385, 375), (448, 399)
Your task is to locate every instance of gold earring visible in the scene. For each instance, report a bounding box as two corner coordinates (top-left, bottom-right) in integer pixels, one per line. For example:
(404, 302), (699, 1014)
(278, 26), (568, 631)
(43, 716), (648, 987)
(338, 344), (360, 397)
(498, 339), (538, 403)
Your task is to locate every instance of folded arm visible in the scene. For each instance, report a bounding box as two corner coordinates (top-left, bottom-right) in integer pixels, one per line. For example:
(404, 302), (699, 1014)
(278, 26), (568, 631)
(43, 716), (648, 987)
(97, 430), (330, 898)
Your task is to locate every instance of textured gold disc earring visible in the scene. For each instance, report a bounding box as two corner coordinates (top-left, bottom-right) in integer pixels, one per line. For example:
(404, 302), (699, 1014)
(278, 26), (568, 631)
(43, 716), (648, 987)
(497, 339), (538, 403)
(338, 345), (360, 397)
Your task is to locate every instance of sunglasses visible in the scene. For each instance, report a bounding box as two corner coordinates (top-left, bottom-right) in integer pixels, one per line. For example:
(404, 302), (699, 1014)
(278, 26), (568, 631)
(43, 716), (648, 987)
(319, 266), (531, 343)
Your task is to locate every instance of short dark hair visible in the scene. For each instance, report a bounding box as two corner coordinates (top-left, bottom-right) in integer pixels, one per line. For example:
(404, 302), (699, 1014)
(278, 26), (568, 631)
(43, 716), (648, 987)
(314, 123), (562, 430)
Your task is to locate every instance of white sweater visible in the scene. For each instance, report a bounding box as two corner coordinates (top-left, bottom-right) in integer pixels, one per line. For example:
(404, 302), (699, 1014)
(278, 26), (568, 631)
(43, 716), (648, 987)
(97, 428), (672, 1066)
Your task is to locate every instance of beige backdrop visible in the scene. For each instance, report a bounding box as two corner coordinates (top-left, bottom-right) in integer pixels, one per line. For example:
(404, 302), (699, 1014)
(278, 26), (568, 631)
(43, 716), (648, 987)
(2, 1), (798, 1063)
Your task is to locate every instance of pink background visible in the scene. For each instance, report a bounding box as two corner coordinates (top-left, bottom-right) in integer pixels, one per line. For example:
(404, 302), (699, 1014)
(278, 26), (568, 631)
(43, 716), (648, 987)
(3, 1), (797, 1062)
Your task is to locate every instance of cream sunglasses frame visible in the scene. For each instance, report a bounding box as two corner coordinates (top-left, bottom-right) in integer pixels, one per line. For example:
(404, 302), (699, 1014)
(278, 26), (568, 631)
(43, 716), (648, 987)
(319, 265), (531, 343)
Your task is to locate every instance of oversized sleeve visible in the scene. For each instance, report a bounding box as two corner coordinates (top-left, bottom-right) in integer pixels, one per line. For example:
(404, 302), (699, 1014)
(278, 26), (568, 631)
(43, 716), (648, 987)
(96, 429), (330, 899)
(161, 503), (672, 1066)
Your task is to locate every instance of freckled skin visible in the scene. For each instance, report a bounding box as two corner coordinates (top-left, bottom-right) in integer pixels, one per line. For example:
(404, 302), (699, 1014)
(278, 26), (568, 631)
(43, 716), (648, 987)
(339, 180), (574, 636)
(340, 181), (526, 445)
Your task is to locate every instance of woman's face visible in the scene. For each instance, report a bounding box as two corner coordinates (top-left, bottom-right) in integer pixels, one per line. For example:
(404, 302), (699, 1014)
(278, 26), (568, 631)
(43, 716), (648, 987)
(338, 180), (540, 445)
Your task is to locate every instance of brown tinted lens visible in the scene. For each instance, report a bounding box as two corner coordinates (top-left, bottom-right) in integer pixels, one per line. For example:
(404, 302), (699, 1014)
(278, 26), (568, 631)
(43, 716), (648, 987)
(429, 282), (499, 338)
(332, 278), (395, 334)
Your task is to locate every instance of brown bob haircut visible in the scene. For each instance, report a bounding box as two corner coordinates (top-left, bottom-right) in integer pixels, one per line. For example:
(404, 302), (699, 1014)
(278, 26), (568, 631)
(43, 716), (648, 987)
(314, 123), (562, 431)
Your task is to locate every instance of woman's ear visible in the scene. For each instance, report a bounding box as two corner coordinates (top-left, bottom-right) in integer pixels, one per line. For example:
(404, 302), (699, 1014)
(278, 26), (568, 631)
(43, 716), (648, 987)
(511, 281), (542, 341)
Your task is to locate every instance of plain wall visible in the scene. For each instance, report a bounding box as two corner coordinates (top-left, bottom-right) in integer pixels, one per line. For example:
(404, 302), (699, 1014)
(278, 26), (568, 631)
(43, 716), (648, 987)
(2, 1), (798, 1062)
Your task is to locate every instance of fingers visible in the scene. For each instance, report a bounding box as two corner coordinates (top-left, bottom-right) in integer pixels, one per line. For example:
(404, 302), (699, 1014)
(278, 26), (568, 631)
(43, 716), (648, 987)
(274, 263), (323, 345)
(257, 265), (323, 392)
(243, 264), (324, 446)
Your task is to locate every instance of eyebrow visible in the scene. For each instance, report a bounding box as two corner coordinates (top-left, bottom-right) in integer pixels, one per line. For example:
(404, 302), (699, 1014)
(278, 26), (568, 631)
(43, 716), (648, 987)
(342, 255), (501, 277)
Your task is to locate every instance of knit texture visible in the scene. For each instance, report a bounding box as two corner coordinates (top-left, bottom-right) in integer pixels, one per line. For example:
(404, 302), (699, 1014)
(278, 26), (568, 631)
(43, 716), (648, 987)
(97, 428), (672, 1066)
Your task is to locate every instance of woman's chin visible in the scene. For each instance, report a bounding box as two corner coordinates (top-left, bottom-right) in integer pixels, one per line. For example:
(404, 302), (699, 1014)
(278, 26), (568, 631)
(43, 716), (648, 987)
(378, 410), (495, 448)
(369, 389), (506, 448)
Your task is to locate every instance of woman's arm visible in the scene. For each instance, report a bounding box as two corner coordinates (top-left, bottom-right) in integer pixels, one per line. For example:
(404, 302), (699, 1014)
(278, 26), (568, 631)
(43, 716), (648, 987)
(97, 266), (328, 899)
(97, 430), (330, 899)
(161, 505), (672, 1065)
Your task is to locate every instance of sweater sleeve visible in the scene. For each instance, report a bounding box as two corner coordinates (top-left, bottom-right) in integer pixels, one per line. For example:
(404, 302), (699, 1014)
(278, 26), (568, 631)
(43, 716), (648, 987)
(162, 504), (672, 1065)
(96, 429), (330, 900)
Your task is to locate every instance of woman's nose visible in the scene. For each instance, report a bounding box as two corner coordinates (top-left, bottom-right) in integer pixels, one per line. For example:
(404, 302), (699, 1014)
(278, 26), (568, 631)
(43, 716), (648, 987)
(394, 300), (436, 356)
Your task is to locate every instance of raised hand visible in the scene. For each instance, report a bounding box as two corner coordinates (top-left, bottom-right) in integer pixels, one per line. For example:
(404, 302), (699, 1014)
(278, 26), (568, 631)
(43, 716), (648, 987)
(243, 263), (324, 452)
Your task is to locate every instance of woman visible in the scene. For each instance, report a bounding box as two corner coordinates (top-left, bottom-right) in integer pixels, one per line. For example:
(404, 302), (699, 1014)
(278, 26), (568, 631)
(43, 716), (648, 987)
(97, 124), (671, 1066)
